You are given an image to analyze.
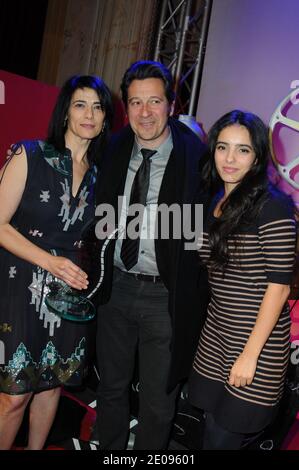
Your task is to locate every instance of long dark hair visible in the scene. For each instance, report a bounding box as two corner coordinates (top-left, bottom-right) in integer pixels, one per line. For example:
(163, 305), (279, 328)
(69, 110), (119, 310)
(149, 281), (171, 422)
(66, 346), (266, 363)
(47, 75), (113, 166)
(203, 109), (270, 269)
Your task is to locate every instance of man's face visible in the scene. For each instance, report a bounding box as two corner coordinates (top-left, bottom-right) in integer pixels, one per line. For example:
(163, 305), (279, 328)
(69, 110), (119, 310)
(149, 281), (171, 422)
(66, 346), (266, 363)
(126, 78), (173, 149)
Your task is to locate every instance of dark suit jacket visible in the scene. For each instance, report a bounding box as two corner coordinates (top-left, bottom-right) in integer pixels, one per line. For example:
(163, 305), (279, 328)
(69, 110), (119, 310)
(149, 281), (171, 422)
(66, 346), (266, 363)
(95, 117), (210, 391)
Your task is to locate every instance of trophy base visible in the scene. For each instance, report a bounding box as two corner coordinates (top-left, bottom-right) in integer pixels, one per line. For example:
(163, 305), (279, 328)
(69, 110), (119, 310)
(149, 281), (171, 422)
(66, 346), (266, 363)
(45, 291), (96, 322)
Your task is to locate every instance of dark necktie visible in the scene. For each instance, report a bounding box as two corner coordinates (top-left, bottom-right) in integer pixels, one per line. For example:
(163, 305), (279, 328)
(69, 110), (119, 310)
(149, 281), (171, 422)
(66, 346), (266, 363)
(120, 148), (157, 271)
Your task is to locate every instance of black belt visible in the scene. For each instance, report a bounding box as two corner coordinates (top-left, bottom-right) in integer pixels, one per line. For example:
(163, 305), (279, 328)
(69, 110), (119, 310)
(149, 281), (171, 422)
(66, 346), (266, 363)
(115, 267), (162, 283)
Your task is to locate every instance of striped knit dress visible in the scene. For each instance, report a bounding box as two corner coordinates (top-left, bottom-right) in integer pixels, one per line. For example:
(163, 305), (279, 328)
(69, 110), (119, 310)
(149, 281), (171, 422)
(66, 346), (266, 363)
(188, 190), (297, 433)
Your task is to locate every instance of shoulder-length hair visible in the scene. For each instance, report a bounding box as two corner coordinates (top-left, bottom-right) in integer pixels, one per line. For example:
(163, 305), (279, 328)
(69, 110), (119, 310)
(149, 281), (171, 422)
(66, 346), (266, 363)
(203, 109), (270, 269)
(47, 75), (113, 166)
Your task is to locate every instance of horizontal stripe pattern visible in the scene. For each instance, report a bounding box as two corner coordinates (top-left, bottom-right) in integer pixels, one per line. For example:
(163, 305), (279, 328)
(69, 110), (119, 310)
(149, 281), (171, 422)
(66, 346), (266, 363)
(193, 216), (296, 407)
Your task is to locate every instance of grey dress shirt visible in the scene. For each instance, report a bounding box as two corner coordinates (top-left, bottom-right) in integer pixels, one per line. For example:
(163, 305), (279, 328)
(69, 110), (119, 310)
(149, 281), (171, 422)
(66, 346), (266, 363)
(114, 131), (173, 275)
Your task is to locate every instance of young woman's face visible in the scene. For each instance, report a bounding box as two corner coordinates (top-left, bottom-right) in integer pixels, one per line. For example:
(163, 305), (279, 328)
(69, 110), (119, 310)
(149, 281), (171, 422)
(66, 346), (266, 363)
(65, 87), (105, 142)
(214, 124), (256, 193)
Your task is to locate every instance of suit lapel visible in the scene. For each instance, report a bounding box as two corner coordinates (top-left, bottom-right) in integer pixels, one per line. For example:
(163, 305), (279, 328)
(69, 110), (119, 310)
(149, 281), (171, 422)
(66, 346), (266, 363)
(166, 118), (202, 206)
(97, 126), (135, 207)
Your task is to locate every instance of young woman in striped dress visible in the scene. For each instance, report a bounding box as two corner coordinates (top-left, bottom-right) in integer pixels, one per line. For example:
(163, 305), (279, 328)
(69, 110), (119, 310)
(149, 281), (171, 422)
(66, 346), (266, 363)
(188, 110), (297, 450)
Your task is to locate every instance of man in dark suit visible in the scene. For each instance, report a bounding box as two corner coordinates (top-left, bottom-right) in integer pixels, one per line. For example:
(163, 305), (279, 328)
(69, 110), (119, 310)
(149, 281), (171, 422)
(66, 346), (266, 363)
(95, 61), (209, 450)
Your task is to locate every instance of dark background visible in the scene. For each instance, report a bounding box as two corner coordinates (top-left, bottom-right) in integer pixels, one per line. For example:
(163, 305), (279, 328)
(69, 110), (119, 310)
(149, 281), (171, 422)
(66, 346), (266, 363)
(0, 0), (48, 79)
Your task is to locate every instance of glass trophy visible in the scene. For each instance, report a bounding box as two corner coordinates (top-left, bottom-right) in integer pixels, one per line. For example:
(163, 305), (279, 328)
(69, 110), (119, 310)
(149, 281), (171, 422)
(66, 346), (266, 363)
(45, 224), (121, 322)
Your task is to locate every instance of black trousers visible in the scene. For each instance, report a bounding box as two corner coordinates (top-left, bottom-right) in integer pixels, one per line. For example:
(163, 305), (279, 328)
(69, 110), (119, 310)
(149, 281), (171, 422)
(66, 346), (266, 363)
(203, 412), (245, 450)
(96, 268), (178, 450)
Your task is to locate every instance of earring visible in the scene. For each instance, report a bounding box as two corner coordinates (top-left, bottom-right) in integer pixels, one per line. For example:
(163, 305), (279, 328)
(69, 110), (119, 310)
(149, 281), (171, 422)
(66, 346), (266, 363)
(101, 121), (106, 133)
(64, 116), (68, 126)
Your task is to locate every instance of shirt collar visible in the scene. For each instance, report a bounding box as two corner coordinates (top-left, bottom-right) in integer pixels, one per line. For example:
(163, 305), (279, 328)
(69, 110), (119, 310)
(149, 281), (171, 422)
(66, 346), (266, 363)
(133, 128), (173, 158)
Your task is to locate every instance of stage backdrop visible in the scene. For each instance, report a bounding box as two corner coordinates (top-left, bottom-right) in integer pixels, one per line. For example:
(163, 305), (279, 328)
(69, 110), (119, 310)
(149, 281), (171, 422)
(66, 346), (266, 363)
(197, 0), (299, 208)
(197, 0), (299, 130)
(0, 70), (60, 163)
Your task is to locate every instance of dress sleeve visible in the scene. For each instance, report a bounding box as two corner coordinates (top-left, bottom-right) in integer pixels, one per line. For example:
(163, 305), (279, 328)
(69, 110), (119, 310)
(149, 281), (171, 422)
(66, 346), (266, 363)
(257, 193), (297, 284)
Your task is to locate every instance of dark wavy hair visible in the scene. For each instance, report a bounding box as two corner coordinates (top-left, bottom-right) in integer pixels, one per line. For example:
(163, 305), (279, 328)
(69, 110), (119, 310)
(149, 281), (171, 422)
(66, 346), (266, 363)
(203, 109), (270, 269)
(47, 75), (113, 166)
(120, 60), (175, 107)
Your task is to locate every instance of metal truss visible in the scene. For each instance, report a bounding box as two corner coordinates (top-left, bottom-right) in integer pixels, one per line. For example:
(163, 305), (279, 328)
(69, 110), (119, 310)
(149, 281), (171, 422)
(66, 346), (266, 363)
(154, 0), (212, 116)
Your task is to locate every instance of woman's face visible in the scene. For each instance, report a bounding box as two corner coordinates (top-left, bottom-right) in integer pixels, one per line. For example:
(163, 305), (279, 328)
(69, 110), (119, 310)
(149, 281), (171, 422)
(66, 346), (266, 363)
(214, 124), (256, 194)
(65, 87), (105, 143)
